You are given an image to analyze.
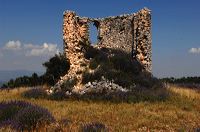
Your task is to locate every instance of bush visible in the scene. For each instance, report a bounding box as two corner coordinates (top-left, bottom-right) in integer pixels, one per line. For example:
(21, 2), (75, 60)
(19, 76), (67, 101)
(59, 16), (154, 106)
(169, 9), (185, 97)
(13, 105), (55, 131)
(49, 91), (67, 100)
(60, 78), (78, 92)
(0, 100), (55, 131)
(81, 122), (108, 132)
(89, 59), (99, 69)
(109, 53), (141, 74)
(22, 88), (48, 99)
(82, 68), (104, 84)
(0, 101), (31, 124)
(43, 53), (70, 86)
(82, 47), (159, 88)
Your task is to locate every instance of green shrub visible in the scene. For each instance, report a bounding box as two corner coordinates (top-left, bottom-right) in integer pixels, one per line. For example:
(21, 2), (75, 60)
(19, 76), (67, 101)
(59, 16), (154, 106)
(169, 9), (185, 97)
(89, 59), (99, 69)
(82, 68), (104, 84)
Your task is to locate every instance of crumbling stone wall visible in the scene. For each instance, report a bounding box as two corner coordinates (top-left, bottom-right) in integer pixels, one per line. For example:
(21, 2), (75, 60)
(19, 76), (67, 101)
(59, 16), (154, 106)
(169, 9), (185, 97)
(133, 8), (152, 72)
(92, 8), (152, 71)
(93, 15), (134, 53)
(54, 7), (152, 91)
(55, 11), (90, 91)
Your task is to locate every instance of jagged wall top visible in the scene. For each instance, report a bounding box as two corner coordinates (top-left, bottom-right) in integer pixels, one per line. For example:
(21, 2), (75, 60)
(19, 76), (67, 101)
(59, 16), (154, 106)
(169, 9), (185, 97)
(63, 7), (151, 21)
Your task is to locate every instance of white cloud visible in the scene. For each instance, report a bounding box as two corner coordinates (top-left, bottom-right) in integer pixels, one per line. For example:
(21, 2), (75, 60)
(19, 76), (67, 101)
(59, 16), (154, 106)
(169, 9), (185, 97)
(3, 40), (22, 50)
(1, 40), (60, 57)
(0, 40), (61, 71)
(25, 43), (59, 57)
(189, 47), (200, 54)
(23, 44), (41, 49)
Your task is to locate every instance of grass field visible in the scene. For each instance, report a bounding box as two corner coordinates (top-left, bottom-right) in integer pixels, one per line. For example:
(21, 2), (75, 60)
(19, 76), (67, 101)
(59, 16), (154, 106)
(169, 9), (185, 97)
(0, 85), (200, 131)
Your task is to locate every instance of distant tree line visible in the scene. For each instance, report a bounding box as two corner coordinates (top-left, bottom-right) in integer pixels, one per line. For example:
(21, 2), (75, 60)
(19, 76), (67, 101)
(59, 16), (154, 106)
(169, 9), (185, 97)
(1, 53), (70, 89)
(161, 77), (200, 84)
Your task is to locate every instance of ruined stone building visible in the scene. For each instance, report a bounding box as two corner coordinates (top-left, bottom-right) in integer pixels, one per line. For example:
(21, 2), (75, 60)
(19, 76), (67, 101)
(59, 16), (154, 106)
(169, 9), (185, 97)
(54, 7), (152, 91)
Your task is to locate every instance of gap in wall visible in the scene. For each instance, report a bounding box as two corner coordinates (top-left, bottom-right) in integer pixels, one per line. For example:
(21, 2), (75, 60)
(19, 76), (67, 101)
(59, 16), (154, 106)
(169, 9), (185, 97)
(89, 22), (98, 45)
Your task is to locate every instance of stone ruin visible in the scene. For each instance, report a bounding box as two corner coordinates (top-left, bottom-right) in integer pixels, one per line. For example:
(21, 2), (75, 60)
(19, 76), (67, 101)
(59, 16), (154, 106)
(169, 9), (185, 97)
(53, 7), (152, 92)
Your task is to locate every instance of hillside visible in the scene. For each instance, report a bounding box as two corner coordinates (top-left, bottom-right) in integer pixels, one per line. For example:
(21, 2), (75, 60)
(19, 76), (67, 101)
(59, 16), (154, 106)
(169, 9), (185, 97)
(0, 85), (200, 131)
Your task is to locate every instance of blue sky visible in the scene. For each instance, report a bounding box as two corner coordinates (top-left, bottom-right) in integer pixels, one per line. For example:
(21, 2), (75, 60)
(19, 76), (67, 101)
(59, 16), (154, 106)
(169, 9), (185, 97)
(0, 0), (200, 78)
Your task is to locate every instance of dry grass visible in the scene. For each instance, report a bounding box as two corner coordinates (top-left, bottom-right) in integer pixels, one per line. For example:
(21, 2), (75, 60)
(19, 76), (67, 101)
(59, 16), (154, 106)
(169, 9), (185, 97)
(0, 86), (200, 131)
(169, 85), (200, 100)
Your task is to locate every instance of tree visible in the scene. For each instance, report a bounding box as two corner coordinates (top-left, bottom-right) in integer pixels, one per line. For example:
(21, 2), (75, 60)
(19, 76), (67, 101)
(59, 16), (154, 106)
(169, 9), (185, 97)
(7, 79), (15, 88)
(42, 53), (70, 85)
(30, 73), (40, 86)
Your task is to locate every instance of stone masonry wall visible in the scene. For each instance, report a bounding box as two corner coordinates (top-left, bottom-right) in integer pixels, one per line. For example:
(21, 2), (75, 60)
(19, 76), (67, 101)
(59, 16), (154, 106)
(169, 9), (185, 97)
(133, 8), (152, 72)
(91, 8), (152, 71)
(54, 8), (152, 91)
(54, 11), (90, 91)
(94, 15), (134, 53)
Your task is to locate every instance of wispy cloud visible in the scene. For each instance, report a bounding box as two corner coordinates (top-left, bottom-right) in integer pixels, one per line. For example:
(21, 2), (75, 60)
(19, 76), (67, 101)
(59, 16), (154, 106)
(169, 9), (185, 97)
(1, 40), (60, 57)
(3, 40), (22, 50)
(25, 43), (59, 57)
(189, 47), (200, 54)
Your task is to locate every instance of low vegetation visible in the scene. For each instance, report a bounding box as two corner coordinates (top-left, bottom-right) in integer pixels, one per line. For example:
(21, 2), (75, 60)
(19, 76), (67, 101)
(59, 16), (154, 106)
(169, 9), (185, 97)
(83, 47), (158, 89)
(0, 100), (55, 131)
(0, 85), (200, 131)
(21, 84), (168, 103)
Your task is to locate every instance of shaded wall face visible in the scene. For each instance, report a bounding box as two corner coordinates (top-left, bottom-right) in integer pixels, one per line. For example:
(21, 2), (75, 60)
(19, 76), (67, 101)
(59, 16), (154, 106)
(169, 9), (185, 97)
(97, 16), (134, 53)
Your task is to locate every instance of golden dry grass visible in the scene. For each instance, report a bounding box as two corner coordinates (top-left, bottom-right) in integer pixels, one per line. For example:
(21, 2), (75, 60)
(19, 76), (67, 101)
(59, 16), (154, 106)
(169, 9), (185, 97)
(0, 86), (200, 131)
(169, 85), (200, 99)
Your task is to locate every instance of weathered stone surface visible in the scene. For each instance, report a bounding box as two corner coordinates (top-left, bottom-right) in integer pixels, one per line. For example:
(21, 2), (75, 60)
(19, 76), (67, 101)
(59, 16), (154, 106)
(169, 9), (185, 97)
(54, 11), (90, 91)
(133, 8), (152, 72)
(94, 15), (134, 53)
(53, 7), (152, 92)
